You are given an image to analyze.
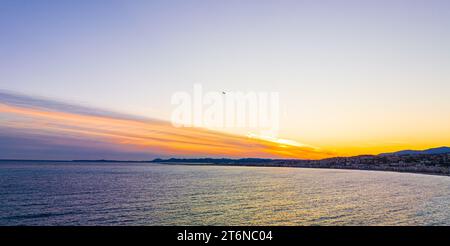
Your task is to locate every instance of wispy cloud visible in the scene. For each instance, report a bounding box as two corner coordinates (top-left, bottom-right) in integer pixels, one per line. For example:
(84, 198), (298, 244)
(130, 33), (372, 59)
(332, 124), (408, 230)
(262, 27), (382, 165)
(0, 91), (333, 160)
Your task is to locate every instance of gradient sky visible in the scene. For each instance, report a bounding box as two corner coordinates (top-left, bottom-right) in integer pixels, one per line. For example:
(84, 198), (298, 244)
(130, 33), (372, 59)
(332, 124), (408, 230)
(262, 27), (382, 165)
(0, 91), (331, 160)
(1, 0), (450, 159)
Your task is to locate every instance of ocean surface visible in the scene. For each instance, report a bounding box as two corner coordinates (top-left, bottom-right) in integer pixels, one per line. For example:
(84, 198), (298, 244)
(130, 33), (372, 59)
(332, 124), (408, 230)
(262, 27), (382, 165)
(1, 161), (450, 225)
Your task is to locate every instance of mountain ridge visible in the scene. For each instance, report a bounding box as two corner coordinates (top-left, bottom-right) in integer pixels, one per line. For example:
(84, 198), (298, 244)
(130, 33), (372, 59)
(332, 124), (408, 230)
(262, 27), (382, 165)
(379, 146), (450, 156)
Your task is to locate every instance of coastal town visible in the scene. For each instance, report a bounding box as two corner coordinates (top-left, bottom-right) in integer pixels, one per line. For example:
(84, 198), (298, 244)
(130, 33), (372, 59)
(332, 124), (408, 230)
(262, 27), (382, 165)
(152, 150), (450, 176)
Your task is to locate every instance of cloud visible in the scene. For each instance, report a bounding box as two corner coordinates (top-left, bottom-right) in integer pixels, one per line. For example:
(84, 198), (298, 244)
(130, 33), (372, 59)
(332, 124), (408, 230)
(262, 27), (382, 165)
(0, 91), (333, 160)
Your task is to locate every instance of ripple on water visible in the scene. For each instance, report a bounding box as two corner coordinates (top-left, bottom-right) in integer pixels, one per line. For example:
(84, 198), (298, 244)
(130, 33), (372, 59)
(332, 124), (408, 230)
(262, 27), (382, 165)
(0, 162), (450, 225)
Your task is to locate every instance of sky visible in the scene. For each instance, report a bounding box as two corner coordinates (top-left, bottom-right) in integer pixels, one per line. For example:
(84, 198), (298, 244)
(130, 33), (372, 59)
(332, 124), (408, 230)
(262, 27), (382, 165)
(1, 0), (450, 159)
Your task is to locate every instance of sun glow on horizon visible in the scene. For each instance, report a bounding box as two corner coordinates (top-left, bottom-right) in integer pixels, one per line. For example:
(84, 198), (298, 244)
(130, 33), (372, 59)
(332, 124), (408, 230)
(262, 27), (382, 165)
(0, 94), (334, 160)
(1, 90), (449, 160)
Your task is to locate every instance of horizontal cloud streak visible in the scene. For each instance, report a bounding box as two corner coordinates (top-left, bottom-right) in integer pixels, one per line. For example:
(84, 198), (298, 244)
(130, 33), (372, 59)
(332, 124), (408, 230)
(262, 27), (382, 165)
(0, 91), (333, 160)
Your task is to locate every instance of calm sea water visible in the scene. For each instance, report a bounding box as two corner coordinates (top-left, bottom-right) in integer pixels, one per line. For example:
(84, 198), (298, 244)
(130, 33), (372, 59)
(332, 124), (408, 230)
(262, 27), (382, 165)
(1, 161), (450, 225)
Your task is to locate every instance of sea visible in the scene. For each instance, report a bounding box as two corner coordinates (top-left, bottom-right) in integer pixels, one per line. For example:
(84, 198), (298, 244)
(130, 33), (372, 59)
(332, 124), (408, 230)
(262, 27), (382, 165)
(1, 161), (449, 225)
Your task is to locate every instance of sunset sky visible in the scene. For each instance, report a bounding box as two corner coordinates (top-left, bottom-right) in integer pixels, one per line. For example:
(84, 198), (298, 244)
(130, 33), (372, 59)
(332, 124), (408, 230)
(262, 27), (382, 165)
(1, 0), (450, 160)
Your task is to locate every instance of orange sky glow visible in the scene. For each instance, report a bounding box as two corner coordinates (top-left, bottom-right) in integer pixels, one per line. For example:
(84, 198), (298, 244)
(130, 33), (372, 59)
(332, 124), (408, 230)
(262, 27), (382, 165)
(0, 102), (335, 160)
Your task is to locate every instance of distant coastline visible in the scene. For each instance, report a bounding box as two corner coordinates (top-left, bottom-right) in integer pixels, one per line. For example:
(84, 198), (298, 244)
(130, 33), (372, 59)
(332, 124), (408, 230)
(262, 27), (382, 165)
(152, 159), (450, 177)
(151, 147), (450, 177)
(1, 147), (449, 177)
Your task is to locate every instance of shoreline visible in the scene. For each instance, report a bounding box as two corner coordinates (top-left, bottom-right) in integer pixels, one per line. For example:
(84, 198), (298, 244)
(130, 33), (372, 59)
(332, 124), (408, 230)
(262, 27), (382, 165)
(153, 162), (450, 177)
(1, 159), (448, 177)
